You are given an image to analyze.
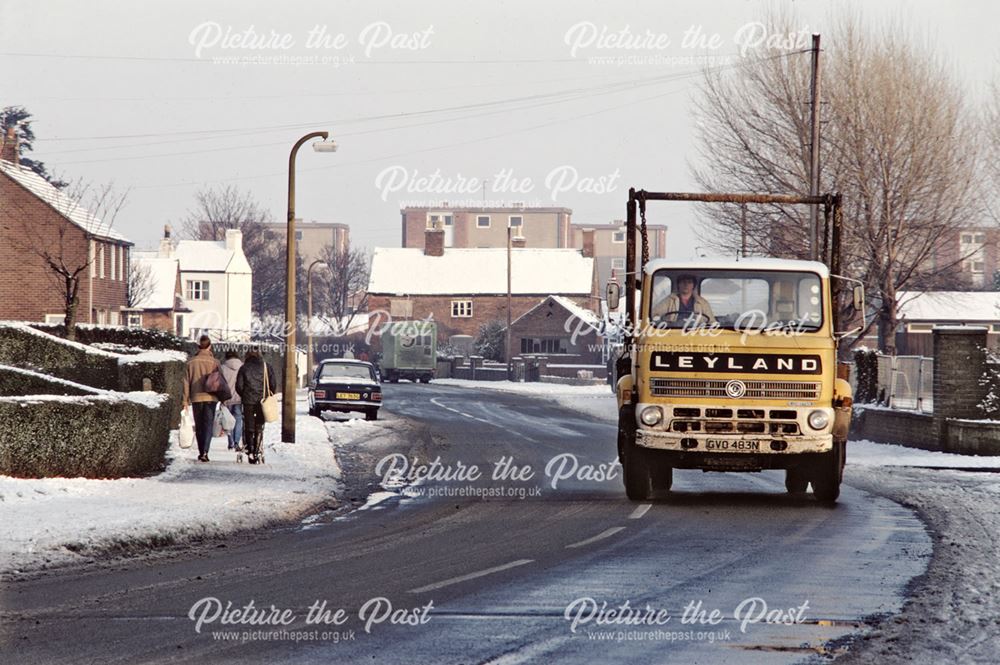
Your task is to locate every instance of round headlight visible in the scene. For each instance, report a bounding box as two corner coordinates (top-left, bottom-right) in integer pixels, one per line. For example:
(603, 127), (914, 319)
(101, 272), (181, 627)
(807, 410), (830, 430)
(640, 406), (663, 426)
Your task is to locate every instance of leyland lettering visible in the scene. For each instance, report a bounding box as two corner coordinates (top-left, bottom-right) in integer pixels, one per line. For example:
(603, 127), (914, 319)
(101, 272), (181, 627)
(649, 352), (822, 375)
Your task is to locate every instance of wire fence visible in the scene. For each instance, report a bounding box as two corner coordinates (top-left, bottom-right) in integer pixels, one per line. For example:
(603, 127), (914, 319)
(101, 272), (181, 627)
(874, 355), (934, 413)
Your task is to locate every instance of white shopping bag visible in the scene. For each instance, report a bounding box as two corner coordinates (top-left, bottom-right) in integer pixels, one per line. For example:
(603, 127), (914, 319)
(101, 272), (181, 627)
(179, 407), (195, 449)
(213, 407), (224, 438)
(219, 405), (236, 433)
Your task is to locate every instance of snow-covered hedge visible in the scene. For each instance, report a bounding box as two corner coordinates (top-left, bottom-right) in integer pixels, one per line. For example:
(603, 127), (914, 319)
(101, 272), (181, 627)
(29, 322), (197, 353)
(0, 392), (171, 478)
(0, 365), (101, 397)
(0, 323), (121, 390)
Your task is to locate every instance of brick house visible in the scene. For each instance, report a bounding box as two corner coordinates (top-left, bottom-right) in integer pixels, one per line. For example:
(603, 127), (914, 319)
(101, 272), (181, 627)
(368, 225), (598, 348)
(0, 137), (131, 325)
(509, 295), (605, 365)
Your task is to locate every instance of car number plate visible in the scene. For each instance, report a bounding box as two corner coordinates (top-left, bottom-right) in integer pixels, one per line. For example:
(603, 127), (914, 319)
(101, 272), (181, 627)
(336, 392), (361, 400)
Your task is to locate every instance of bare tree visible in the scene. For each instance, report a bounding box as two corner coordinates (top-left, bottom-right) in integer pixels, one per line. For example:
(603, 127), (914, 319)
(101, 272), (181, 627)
(3, 181), (128, 340)
(692, 13), (982, 352)
(314, 242), (370, 330)
(127, 260), (156, 308)
(180, 185), (288, 316)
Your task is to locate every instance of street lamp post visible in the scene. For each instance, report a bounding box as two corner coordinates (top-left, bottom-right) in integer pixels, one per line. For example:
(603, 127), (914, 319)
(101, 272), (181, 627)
(506, 224), (512, 379)
(306, 258), (328, 382)
(283, 131), (336, 443)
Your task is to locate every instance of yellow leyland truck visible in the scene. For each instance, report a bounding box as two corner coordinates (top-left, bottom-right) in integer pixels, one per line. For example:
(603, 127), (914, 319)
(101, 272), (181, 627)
(610, 189), (862, 504)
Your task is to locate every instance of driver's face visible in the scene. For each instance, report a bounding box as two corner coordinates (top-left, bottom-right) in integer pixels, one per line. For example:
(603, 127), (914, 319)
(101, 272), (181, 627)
(678, 279), (695, 297)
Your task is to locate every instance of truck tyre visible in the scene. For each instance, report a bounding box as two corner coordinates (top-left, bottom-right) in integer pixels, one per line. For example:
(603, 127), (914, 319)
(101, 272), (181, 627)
(651, 462), (673, 492)
(785, 468), (809, 494)
(617, 406), (635, 464)
(811, 439), (845, 504)
(420, 376), (430, 384)
(623, 443), (654, 501)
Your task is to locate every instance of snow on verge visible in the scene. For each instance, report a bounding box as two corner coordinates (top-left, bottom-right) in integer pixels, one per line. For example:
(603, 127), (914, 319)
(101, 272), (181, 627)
(0, 395), (341, 577)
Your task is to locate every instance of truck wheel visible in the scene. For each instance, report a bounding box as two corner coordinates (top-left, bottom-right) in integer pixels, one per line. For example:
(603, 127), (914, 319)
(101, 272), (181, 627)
(623, 444), (653, 501)
(365, 409), (378, 421)
(617, 406), (635, 464)
(420, 376), (430, 384)
(651, 463), (673, 492)
(811, 440), (845, 504)
(785, 468), (809, 494)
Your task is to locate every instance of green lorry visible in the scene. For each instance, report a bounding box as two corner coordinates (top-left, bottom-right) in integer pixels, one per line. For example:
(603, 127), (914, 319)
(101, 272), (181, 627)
(380, 320), (437, 383)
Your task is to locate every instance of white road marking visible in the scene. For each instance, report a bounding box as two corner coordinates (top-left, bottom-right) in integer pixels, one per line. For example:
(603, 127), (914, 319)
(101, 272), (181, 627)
(629, 503), (652, 520)
(429, 397), (538, 442)
(408, 559), (535, 594)
(565, 526), (626, 549)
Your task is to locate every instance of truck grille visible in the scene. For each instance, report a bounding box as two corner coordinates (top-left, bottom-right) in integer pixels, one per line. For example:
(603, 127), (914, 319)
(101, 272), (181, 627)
(650, 378), (820, 400)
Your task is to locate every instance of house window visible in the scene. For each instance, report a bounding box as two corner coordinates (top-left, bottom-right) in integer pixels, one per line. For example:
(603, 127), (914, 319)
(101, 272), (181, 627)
(186, 280), (210, 301)
(426, 214), (453, 228)
(126, 313), (143, 328)
(451, 300), (473, 317)
(508, 216), (523, 228)
(907, 323), (934, 333)
(612, 230), (626, 243)
(477, 215), (491, 228)
(611, 258), (626, 270)
(44, 314), (66, 324)
(110, 244), (116, 281)
(520, 337), (569, 354)
(972, 261), (986, 274)
(89, 241), (96, 278)
(99, 245), (105, 279)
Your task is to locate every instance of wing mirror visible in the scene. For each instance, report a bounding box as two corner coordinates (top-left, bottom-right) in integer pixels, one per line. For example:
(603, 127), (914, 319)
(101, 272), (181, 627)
(852, 285), (865, 312)
(606, 281), (621, 310)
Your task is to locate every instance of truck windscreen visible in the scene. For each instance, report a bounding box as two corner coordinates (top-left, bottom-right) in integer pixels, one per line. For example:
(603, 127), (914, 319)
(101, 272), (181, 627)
(648, 269), (824, 332)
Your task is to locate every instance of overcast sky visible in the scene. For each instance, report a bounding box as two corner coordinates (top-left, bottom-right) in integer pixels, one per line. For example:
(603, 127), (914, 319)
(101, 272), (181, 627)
(2, 0), (996, 258)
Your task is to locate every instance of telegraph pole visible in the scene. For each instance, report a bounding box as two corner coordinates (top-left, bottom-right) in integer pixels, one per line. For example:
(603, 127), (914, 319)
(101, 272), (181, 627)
(808, 33), (822, 262)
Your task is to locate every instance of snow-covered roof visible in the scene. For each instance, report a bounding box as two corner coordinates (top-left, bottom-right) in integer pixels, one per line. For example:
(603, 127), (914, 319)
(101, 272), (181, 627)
(898, 291), (1000, 323)
(131, 252), (180, 310)
(368, 248), (594, 295)
(0, 161), (130, 243)
(512, 295), (602, 331)
(643, 257), (830, 277)
(174, 239), (251, 274)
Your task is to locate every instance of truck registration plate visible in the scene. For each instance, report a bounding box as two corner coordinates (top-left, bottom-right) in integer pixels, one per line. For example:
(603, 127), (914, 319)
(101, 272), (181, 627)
(706, 439), (761, 451)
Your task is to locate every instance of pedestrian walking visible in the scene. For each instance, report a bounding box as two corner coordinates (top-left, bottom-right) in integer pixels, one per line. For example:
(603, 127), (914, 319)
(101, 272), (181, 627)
(235, 347), (277, 465)
(220, 350), (244, 452)
(182, 335), (222, 462)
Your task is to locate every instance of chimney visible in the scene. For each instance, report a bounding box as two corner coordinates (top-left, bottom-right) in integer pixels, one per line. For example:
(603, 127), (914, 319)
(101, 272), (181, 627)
(424, 221), (445, 257)
(581, 229), (595, 258)
(225, 228), (243, 252)
(159, 224), (175, 258)
(511, 234), (526, 249)
(1, 126), (19, 165)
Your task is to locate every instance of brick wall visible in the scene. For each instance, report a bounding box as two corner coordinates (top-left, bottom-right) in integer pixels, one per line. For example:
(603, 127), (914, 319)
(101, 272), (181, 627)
(933, 327), (988, 421)
(0, 174), (129, 324)
(850, 407), (939, 449)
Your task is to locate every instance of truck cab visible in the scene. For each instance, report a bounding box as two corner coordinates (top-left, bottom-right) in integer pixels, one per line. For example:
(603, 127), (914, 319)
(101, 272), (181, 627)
(614, 258), (852, 503)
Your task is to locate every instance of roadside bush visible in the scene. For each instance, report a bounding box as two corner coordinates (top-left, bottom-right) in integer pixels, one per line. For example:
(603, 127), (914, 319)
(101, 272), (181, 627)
(0, 393), (171, 478)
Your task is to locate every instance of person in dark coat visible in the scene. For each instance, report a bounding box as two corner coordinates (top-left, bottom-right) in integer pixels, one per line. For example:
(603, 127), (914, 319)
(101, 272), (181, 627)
(235, 347), (277, 464)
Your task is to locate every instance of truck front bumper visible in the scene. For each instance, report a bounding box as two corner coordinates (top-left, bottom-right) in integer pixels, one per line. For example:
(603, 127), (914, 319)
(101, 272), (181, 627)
(636, 430), (833, 454)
